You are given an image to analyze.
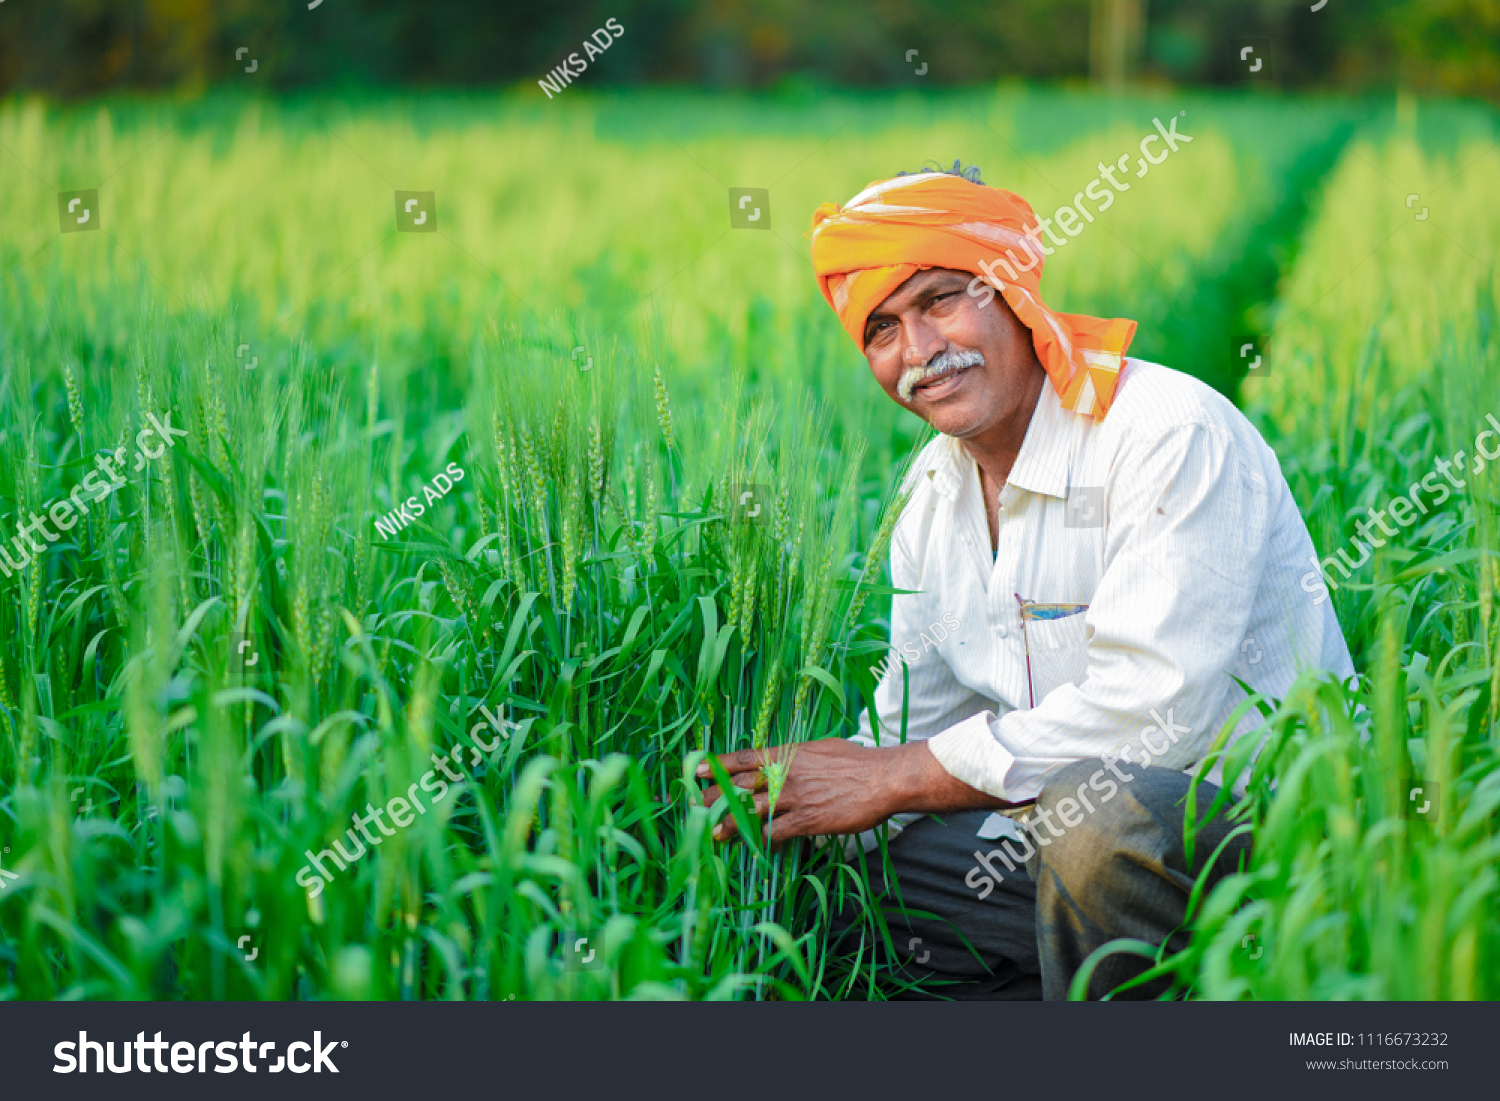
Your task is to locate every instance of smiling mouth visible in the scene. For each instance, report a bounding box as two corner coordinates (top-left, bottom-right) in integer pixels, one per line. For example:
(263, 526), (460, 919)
(899, 351), (985, 401)
(914, 363), (970, 391)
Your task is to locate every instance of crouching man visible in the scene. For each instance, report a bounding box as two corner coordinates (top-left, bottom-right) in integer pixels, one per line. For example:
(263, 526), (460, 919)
(695, 162), (1354, 999)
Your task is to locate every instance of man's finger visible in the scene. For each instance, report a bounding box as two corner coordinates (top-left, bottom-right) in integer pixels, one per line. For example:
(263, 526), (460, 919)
(697, 747), (761, 779)
(696, 744), (787, 780)
(712, 791), (776, 841)
(699, 769), (764, 808)
(712, 809), (740, 842)
(764, 811), (806, 845)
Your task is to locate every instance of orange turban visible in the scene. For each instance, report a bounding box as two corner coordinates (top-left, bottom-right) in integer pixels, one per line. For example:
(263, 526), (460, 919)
(809, 172), (1137, 421)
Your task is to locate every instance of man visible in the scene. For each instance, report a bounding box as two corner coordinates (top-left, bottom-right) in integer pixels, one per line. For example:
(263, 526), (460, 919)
(696, 163), (1354, 999)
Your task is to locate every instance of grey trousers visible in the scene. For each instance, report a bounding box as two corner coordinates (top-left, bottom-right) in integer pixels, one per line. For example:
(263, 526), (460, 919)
(830, 758), (1254, 1000)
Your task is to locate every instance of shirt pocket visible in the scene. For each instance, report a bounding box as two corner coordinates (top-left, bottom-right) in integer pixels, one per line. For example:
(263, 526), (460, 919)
(1022, 611), (1091, 706)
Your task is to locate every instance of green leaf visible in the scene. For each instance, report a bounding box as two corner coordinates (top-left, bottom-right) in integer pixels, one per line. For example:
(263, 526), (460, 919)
(797, 664), (846, 716)
(706, 754), (766, 863)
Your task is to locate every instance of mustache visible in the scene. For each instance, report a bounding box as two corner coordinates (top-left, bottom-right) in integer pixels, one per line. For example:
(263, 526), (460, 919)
(897, 349), (985, 402)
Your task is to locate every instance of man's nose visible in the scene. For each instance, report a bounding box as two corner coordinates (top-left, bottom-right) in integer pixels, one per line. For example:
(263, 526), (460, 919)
(903, 329), (945, 367)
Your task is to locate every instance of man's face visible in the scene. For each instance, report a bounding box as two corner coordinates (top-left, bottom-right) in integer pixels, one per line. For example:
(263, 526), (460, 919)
(862, 267), (1044, 439)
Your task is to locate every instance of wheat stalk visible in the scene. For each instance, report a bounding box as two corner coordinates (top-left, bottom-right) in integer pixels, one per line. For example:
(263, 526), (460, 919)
(64, 364), (85, 441)
(652, 364), (675, 452)
(560, 471), (582, 614)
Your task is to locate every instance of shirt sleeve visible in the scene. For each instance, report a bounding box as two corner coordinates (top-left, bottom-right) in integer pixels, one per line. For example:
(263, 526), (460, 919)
(850, 516), (993, 751)
(926, 423), (1271, 802)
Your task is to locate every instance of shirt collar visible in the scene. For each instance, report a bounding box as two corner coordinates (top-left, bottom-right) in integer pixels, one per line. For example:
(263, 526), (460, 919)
(923, 375), (1083, 503)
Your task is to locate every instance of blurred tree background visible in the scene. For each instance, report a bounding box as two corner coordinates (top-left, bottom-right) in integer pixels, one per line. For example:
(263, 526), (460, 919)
(0, 0), (1495, 99)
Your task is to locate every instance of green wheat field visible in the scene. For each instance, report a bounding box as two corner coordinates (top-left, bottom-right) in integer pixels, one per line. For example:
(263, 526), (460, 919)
(1, 87), (1497, 1000)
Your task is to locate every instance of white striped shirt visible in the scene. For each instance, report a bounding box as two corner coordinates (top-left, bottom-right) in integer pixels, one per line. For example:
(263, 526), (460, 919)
(851, 358), (1354, 836)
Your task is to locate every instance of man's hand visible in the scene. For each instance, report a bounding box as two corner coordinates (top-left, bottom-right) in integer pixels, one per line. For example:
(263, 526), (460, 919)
(695, 738), (1012, 844)
(697, 739), (896, 843)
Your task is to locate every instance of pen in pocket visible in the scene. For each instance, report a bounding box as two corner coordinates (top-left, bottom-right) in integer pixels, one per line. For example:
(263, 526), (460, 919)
(1014, 593), (1089, 707)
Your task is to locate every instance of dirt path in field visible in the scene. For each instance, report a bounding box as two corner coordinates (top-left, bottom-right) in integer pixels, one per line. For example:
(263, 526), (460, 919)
(1152, 120), (1356, 403)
